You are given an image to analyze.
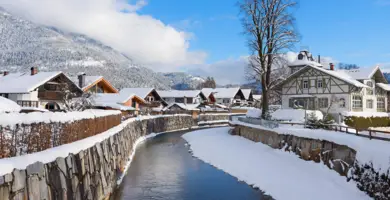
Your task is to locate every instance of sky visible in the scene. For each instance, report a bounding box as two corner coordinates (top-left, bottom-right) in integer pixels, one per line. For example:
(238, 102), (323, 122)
(1, 0), (390, 85)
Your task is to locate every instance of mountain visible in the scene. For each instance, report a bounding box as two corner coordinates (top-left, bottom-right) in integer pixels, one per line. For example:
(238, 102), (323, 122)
(161, 72), (205, 90)
(0, 8), (173, 89)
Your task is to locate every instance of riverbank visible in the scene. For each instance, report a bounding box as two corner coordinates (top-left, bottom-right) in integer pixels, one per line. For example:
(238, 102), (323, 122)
(182, 127), (371, 200)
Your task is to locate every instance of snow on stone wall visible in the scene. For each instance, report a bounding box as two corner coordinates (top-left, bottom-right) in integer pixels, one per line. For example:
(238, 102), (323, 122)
(0, 115), (195, 200)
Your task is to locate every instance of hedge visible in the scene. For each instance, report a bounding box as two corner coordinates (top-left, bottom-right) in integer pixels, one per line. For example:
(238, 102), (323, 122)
(344, 116), (390, 131)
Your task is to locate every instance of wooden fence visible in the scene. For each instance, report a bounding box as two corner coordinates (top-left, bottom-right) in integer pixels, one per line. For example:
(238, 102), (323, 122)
(0, 114), (121, 158)
(280, 122), (390, 141)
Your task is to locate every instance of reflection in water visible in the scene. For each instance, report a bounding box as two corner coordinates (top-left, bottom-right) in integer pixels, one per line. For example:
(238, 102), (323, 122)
(112, 129), (271, 200)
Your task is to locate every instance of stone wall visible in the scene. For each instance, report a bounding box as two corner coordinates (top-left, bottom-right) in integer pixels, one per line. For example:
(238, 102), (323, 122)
(0, 115), (195, 200)
(198, 114), (230, 122)
(231, 125), (356, 176)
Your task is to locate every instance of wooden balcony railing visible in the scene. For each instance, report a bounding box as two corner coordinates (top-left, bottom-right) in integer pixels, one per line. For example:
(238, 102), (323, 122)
(38, 91), (64, 100)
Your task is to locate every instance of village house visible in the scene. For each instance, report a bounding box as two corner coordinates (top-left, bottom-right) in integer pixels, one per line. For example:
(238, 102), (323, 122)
(92, 92), (146, 116)
(71, 73), (118, 94)
(241, 89), (254, 105)
(0, 67), (82, 111)
(276, 50), (389, 121)
(120, 88), (167, 108)
(201, 88), (246, 107)
(157, 90), (207, 104)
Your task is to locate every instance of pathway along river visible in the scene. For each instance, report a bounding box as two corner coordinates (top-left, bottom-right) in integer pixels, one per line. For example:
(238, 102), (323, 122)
(111, 128), (272, 200)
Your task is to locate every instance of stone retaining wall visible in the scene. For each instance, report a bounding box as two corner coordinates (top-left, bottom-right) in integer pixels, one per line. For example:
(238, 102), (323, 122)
(198, 114), (230, 122)
(231, 124), (357, 176)
(0, 115), (195, 200)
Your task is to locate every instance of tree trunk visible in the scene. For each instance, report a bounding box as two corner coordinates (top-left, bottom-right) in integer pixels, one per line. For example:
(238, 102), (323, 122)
(261, 83), (269, 119)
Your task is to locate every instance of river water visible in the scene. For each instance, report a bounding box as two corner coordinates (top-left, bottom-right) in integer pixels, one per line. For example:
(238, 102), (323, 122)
(111, 128), (271, 200)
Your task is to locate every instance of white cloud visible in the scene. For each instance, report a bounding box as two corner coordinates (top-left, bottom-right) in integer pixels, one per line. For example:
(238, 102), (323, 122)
(184, 56), (250, 86)
(0, 0), (206, 71)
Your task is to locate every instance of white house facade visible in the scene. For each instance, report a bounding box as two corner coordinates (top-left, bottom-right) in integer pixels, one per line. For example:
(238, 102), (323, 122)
(157, 90), (207, 104)
(277, 50), (389, 121)
(201, 88), (246, 106)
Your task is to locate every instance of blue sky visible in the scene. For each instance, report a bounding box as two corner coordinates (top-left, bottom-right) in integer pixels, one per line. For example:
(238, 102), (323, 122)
(138, 0), (390, 67)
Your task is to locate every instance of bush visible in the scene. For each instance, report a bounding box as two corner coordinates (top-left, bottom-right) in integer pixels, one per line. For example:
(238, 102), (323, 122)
(349, 161), (390, 199)
(344, 116), (390, 131)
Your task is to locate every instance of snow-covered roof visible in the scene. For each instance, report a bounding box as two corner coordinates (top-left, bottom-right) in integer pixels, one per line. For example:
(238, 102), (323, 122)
(253, 95), (262, 100)
(120, 88), (154, 99)
(0, 71), (63, 93)
(289, 50), (323, 68)
(201, 88), (214, 98)
(376, 83), (390, 91)
(158, 90), (203, 98)
(93, 102), (135, 111)
(0, 97), (21, 113)
(241, 89), (252, 100)
(202, 88), (241, 99)
(164, 103), (200, 111)
(93, 93), (136, 104)
(337, 65), (382, 80)
(70, 76), (103, 90)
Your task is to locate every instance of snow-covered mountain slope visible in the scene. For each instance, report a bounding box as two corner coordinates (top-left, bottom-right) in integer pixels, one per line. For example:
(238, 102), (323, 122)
(161, 72), (205, 90)
(0, 8), (172, 89)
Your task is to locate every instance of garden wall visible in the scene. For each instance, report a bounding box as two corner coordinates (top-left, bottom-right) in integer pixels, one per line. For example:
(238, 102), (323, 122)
(0, 110), (122, 158)
(0, 115), (195, 200)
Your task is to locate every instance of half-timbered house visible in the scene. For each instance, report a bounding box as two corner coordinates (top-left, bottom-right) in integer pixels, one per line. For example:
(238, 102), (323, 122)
(276, 50), (389, 120)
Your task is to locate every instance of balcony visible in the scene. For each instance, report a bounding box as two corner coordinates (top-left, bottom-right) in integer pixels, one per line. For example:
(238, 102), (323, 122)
(38, 91), (64, 100)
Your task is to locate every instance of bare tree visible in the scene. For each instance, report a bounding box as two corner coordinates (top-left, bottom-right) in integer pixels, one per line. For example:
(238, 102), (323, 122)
(60, 83), (93, 112)
(239, 0), (299, 119)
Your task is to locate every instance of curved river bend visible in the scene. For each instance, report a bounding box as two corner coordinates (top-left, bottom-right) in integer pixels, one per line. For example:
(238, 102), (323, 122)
(111, 128), (271, 200)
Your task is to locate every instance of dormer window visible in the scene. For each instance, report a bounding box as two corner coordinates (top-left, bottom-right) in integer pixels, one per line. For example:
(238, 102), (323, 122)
(298, 53), (304, 60)
(366, 81), (373, 87)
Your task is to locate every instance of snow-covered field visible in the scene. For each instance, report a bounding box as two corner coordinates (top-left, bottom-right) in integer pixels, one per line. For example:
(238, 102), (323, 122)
(182, 127), (370, 200)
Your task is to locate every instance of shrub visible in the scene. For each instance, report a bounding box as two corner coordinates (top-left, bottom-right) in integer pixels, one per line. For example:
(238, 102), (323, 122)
(344, 116), (390, 131)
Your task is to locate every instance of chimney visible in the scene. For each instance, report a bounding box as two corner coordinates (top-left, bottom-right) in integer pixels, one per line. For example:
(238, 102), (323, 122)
(3, 71), (9, 76)
(78, 73), (86, 88)
(30, 67), (38, 75)
(318, 55), (321, 63)
(330, 63), (334, 71)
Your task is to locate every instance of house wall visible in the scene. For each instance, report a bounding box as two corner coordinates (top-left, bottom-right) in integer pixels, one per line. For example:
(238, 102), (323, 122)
(8, 91), (39, 102)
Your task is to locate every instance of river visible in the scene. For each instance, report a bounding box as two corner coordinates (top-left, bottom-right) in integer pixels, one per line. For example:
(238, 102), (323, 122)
(111, 128), (271, 200)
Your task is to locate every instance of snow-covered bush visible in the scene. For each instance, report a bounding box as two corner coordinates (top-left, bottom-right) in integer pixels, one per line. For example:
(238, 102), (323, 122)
(272, 109), (323, 123)
(0, 97), (21, 113)
(246, 108), (261, 118)
(349, 161), (390, 200)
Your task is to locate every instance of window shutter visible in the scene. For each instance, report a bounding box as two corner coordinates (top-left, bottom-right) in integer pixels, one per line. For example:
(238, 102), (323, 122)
(322, 78), (326, 88)
(308, 80), (311, 88)
(315, 80), (317, 88)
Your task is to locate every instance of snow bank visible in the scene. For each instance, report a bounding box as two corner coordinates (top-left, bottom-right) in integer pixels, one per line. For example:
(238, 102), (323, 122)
(183, 127), (369, 200)
(232, 119), (390, 173)
(0, 109), (121, 127)
(246, 108), (261, 118)
(342, 111), (390, 118)
(0, 97), (21, 113)
(272, 109), (323, 122)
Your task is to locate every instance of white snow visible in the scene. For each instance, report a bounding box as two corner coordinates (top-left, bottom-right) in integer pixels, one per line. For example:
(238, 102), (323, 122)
(120, 88), (154, 99)
(0, 109), (120, 127)
(241, 89), (252, 100)
(376, 83), (390, 91)
(0, 71), (64, 93)
(253, 95), (262, 101)
(163, 103), (200, 111)
(246, 108), (261, 118)
(231, 120), (390, 173)
(182, 127), (370, 200)
(198, 120), (229, 125)
(0, 97), (21, 113)
(342, 111), (390, 117)
(272, 109), (323, 122)
(202, 88), (241, 99)
(0, 114), (191, 176)
(20, 107), (49, 112)
(157, 90), (203, 98)
(70, 75), (103, 90)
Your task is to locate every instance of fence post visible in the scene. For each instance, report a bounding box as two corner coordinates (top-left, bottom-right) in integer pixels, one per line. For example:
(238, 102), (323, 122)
(346, 127), (348, 133)
(355, 129), (358, 135)
(369, 130), (372, 140)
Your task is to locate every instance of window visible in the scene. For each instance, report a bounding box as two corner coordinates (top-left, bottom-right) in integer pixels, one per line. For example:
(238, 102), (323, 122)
(132, 100), (137, 108)
(175, 98), (184, 103)
(318, 98), (328, 108)
(147, 96), (155, 102)
(352, 96), (362, 109)
(366, 99), (373, 109)
(339, 98), (346, 108)
(223, 99), (230, 103)
(17, 101), (38, 108)
(317, 80), (323, 88)
(0, 93), (8, 98)
(303, 80), (309, 89)
(366, 81), (373, 87)
(377, 98), (385, 110)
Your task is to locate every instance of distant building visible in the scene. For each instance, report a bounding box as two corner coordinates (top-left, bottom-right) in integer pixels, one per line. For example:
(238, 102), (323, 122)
(201, 88), (246, 106)
(0, 67), (82, 111)
(119, 88), (168, 113)
(70, 73), (118, 93)
(241, 89), (254, 105)
(92, 93), (146, 115)
(157, 90), (207, 104)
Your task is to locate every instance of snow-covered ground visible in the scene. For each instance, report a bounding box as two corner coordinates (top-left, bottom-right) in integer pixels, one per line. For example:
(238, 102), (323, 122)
(272, 109), (323, 123)
(231, 120), (390, 173)
(182, 127), (370, 200)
